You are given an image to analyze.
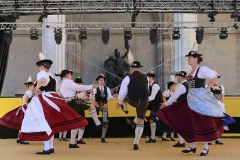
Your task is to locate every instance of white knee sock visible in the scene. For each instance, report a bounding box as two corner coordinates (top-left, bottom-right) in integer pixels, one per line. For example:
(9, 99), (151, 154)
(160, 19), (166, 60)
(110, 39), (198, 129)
(89, 109), (101, 125)
(170, 132), (174, 138)
(189, 142), (196, 150)
(216, 138), (221, 141)
(59, 132), (63, 138)
(150, 122), (156, 139)
(202, 142), (209, 153)
(102, 126), (108, 138)
(133, 124), (144, 145)
(43, 140), (50, 151)
(162, 132), (167, 138)
(63, 131), (67, 138)
(102, 108), (108, 122)
(177, 134), (184, 144)
(70, 129), (78, 144)
(78, 127), (85, 140)
(49, 136), (54, 149)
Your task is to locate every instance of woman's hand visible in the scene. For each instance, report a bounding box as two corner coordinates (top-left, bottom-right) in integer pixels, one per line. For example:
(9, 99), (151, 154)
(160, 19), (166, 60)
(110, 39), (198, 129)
(159, 103), (166, 110)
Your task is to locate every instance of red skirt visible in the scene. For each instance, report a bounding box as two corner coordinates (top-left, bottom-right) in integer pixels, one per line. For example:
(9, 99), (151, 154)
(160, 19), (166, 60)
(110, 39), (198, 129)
(0, 105), (26, 130)
(156, 99), (224, 143)
(19, 93), (88, 141)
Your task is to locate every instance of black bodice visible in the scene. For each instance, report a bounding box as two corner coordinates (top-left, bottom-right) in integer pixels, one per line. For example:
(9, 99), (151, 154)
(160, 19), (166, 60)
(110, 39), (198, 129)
(39, 76), (56, 92)
(187, 67), (206, 88)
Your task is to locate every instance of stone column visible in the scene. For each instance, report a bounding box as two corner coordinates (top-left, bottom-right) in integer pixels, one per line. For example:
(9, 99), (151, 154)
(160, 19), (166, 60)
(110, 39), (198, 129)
(42, 15), (66, 74)
(174, 13), (197, 73)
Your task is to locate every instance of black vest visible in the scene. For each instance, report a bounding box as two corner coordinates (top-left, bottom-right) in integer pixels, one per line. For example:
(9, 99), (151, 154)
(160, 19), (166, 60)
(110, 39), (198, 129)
(210, 85), (222, 100)
(39, 76), (56, 92)
(187, 67), (205, 88)
(149, 82), (163, 106)
(177, 82), (189, 101)
(95, 86), (108, 103)
(127, 71), (149, 100)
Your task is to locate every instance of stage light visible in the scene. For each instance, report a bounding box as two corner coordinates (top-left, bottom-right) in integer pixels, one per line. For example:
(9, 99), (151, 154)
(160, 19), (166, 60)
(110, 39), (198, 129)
(124, 28), (132, 40)
(38, 12), (48, 22)
(149, 28), (157, 44)
(196, 27), (204, 44)
(54, 28), (62, 45)
(4, 29), (12, 45)
(102, 28), (109, 44)
(208, 11), (218, 22)
(79, 29), (87, 40)
(172, 28), (180, 40)
(30, 28), (38, 40)
(219, 28), (228, 40)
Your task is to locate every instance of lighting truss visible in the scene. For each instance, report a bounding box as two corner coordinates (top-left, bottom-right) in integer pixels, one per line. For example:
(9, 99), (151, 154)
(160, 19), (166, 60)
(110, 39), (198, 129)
(0, 0), (240, 16)
(0, 22), (239, 30)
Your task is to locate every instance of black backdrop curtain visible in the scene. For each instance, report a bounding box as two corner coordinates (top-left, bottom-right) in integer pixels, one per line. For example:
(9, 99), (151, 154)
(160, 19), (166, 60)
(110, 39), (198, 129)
(0, 17), (10, 95)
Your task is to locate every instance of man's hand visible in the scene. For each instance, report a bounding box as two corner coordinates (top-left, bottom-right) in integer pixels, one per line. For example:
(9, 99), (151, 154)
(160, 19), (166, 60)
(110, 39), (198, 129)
(116, 102), (122, 110)
(92, 83), (99, 89)
(89, 89), (94, 95)
(159, 103), (166, 110)
(93, 102), (99, 107)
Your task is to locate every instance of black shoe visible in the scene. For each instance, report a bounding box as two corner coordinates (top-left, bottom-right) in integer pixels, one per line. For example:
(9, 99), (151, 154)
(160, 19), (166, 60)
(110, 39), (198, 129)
(121, 105), (129, 114)
(208, 142), (212, 145)
(126, 118), (136, 128)
(36, 150), (51, 155)
(16, 139), (20, 144)
(49, 148), (54, 153)
(215, 140), (223, 145)
(20, 141), (29, 145)
(58, 138), (62, 141)
(200, 149), (209, 156)
(162, 137), (170, 141)
(133, 144), (139, 150)
(63, 138), (68, 141)
(173, 142), (185, 147)
(69, 143), (80, 148)
(77, 139), (86, 144)
(145, 138), (156, 143)
(171, 137), (176, 141)
(101, 138), (106, 143)
(96, 121), (108, 129)
(182, 147), (197, 153)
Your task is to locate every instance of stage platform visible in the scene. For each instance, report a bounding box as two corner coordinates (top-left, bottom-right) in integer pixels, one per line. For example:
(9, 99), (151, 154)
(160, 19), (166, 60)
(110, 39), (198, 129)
(0, 138), (240, 160)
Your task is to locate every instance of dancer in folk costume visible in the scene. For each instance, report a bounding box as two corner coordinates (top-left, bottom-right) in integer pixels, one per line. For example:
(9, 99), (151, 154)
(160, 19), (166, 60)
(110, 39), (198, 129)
(57, 70), (105, 148)
(159, 71), (188, 148)
(145, 71), (163, 143)
(0, 76), (35, 144)
(160, 81), (176, 141)
(89, 74), (114, 143)
(20, 53), (88, 155)
(207, 70), (236, 145)
(116, 61), (149, 150)
(58, 131), (68, 141)
(156, 42), (224, 156)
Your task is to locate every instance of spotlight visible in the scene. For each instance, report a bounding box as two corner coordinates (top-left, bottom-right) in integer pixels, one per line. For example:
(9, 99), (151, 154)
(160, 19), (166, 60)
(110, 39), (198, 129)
(54, 28), (62, 45)
(38, 12), (48, 22)
(30, 28), (38, 40)
(79, 29), (87, 40)
(149, 28), (157, 44)
(102, 28), (109, 44)
(231, 10), (239, 19)
(196, 27), (204, 44)
(208, 11), (218, 22)
(172, 28), (180, 40)
(219, 28), (228, 40)
(124, 28), (132, 40)
(4, 29), (12, 45)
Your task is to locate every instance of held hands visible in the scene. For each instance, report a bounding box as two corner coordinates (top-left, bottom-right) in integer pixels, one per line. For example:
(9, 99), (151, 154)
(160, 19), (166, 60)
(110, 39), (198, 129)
(116, 102), (122, 110)
(92, 83), (99, 89)
(93, 102), (100, 107)
(159, 103), (166, 110)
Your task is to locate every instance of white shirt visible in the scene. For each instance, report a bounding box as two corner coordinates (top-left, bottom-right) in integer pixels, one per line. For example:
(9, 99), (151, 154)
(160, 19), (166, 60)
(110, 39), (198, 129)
(164, 80), (187, 106)
(90, 86), (114, 100)
(118, 73), (149, 104)
(60, 78), (93, 98)
(148, 81), (160, 101)
(190, 66), (216, 80)
(23, 90), (33, 104)
(162, 90), (174, 98)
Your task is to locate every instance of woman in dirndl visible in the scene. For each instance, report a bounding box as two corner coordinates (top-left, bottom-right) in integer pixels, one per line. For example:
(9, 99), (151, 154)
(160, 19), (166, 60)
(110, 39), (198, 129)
(0, 75), (35, 144)
(156, 42), (224, 156)
(20, 52), (88, 155)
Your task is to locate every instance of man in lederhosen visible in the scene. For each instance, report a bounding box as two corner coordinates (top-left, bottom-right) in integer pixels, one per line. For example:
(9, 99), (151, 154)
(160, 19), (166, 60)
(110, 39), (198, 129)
(159, 71), (188, 147)
(145, 71), (163, 143)
(116, 61), (149, 150)
(90, 74), (114, 143)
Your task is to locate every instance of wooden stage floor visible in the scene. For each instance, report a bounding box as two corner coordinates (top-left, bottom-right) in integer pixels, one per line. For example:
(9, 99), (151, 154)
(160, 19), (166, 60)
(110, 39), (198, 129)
(0, 137), (240, 160)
